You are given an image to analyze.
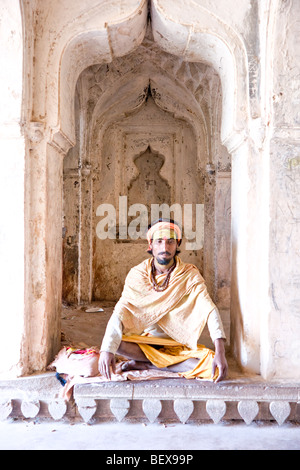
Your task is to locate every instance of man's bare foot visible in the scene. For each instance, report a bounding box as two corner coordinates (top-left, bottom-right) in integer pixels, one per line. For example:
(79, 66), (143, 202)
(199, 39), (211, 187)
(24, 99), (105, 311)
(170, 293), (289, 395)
(115, 358), (199, 374)
(115, 360), (152, 374)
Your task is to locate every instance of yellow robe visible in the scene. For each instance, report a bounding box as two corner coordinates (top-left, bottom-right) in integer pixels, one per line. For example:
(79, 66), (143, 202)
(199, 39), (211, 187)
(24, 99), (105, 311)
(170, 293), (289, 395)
(112, 257), (218, 379)
(114, 257), (216, 350)
(121, 334), (218, 380)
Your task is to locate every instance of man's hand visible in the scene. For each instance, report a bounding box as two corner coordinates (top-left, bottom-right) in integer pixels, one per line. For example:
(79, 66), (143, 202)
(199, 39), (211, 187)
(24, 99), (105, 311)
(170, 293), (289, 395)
(98, 351), (116, 380)
(212, 338), (228, 382)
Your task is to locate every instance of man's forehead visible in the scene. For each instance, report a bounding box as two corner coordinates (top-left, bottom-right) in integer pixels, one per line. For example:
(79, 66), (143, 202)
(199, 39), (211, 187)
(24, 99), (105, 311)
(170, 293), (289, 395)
(153, 237), (176, 241)
(152, 228), (177, 240)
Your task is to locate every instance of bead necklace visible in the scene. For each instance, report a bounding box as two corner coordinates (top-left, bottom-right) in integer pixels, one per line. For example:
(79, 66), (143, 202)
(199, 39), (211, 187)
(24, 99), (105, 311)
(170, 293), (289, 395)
(150, 258), (176, 292)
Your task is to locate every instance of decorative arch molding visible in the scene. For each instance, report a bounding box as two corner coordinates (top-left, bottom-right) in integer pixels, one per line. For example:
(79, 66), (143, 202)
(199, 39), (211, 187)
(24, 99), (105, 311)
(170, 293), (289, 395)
(78, 65), (221, 303)
(48, 0), (252, 157)
(88, 70), (209, 171)
(150, 0), (250, 152)
(46, 0), (148, 149)
(22, 0), (264, 376)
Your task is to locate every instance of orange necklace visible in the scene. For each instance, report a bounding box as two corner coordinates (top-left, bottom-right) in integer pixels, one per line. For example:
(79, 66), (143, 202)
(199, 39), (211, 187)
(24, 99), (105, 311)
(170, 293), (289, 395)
(150, 258), (176, 292)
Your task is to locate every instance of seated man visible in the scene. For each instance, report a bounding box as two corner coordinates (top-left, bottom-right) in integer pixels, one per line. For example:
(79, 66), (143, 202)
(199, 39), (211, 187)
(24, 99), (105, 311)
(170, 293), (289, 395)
(99, 219), (228, 382)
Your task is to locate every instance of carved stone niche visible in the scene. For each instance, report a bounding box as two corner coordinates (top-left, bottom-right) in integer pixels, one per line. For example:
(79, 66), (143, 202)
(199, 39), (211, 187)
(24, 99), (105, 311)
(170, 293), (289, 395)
(127, 145), (171, 231)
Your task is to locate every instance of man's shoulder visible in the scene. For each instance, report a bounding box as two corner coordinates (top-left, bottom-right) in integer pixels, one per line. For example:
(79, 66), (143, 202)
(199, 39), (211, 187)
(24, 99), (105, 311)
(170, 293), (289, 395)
(177, 258), (205, 282)
(177, 257), (201, 272)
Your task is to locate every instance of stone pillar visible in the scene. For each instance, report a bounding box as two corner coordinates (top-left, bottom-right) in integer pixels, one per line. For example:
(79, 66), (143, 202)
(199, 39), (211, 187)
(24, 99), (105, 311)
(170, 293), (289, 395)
(0, 123), (25, 377)
(268, 132), (300, 379)
(230, 139), (263, 374)
(260, 0), (300, 380)
(24, 126), (71, 373)
(24, 124), (49, 373)
(203, 164), (216, 299)
(79, 163), (93, 302)
(214, 171), (231, 339)
(0, 0), (25, 377)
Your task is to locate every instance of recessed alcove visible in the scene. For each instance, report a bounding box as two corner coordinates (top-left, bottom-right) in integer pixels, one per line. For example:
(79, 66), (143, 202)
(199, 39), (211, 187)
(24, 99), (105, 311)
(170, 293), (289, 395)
(128, 145), (171, 213)
(62, 31), (231, 350)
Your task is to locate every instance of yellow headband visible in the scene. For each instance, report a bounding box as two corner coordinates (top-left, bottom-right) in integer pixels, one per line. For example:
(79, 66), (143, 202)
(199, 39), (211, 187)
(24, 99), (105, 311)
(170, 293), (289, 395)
(146, 222), (182, 249)
(152, 228), (177, 241)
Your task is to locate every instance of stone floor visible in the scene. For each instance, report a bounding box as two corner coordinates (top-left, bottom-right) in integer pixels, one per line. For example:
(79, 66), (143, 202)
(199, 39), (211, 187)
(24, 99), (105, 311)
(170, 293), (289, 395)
(61, 300), (116, 349)
(0, 419), (300, 450)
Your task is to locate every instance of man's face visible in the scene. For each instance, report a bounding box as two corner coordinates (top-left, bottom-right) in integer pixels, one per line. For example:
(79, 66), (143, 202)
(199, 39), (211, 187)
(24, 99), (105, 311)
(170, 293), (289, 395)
(150, 237), (178, 265)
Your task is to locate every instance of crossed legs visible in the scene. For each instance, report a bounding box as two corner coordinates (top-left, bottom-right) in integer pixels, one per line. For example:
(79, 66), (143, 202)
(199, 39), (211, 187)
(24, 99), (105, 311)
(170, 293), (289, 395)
(116, 340), (198, 373)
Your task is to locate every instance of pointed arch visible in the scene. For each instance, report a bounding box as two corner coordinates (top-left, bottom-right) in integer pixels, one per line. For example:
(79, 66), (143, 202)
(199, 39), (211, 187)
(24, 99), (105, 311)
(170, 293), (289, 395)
(151, 0), (250, 151)
(49, 0), (148, 148)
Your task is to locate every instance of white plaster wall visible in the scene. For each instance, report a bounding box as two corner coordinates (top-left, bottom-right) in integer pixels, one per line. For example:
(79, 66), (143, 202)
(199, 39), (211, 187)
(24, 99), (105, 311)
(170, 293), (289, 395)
(267, 0), (300, 379)
(0, 0), (25, 377)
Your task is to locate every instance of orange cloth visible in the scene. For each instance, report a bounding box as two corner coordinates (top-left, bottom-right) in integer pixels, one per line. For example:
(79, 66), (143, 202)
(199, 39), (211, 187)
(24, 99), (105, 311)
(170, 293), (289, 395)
(122, 334), (218, 380)
(114, 257), (216, 350)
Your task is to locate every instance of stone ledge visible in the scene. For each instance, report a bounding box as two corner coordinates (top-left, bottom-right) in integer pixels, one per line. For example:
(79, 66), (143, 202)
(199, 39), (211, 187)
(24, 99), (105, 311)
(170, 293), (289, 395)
(73, 378), (300, 401)
(72, 378), (300, 425)
(0, 374), (299, 425)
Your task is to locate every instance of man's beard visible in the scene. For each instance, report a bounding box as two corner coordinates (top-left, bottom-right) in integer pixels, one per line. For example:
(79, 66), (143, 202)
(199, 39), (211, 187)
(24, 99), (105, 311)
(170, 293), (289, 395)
(156, 252), (173, 265)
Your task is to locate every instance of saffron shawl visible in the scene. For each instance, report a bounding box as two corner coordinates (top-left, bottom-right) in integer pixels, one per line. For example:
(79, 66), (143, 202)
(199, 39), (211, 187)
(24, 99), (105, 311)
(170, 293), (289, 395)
(114, 257), (216, 349)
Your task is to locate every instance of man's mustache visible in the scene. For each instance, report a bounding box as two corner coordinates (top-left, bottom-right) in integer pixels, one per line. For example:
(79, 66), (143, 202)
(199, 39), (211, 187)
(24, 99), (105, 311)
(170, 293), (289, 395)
(158, 252), (171, 256)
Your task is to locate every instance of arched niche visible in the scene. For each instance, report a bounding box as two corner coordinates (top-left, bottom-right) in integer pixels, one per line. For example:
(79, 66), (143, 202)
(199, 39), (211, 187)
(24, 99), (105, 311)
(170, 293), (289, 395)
(63, 75), (209, 301)
(44, 0), (149, 145)
(26, 0), (255, 374)
(127, 145), (171, 210)
(62, 41), (231, 350)
(150, 0), (250, 149)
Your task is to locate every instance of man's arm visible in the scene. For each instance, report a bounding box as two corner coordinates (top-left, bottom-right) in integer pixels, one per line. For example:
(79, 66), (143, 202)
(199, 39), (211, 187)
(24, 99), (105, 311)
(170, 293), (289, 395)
(99, 351), (116, 380)
(207, 308), (228, 382)
(99, 312), (123, 380)
(211, 338), (228, 382)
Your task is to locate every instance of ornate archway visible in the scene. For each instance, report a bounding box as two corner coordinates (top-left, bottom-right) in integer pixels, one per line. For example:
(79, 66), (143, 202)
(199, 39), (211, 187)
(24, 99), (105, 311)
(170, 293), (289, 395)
(24, 0), (262, 376)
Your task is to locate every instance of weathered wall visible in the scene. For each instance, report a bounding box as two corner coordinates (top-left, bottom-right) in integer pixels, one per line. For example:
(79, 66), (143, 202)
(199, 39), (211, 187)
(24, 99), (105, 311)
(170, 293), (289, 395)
(92, 99), (202, 300)
(267, 0), (300, 379)
(62, 37), (231, 342)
